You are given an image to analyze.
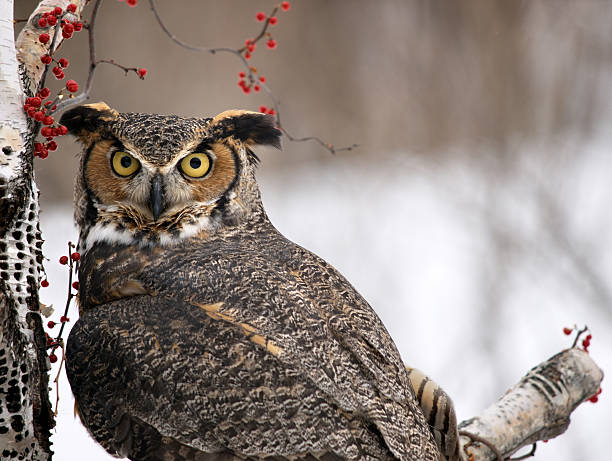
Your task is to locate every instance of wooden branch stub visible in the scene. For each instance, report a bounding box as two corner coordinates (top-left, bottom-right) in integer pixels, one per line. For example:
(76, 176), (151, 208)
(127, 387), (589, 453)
(15, 0), (85, 95)
(459, 348), (603, 460)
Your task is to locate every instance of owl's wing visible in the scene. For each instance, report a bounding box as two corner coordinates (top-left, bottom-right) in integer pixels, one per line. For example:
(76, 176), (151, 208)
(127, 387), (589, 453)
(70, 233), (439, 460)
(68, 294), (394, 460)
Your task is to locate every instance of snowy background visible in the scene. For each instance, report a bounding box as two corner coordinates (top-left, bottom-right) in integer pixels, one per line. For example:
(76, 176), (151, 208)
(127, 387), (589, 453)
(14, 0), (612, 459)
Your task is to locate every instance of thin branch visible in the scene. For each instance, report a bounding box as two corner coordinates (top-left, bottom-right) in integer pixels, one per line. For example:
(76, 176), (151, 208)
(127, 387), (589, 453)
(55, 242), (75, 342)
(147, 0), (357, 155)
(55, 0), (104, 112)
(96, 58), (145, 77)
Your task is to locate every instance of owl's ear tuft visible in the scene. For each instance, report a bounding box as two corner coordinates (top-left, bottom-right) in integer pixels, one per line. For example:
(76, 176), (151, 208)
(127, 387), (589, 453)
(60, 102), (119, 143)
(212, 110), (281, 149)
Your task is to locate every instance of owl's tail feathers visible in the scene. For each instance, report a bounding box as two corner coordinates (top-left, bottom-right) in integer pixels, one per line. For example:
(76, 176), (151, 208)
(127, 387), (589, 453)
(404, 367), (463, 461)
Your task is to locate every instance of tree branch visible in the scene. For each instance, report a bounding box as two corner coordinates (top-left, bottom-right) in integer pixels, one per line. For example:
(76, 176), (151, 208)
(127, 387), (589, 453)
(147, 0), (357, 155)
(458, 348), (603, 460)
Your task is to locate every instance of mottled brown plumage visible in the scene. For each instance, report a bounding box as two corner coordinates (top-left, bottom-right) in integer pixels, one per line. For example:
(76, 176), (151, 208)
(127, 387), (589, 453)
(61, 103), (445, 460)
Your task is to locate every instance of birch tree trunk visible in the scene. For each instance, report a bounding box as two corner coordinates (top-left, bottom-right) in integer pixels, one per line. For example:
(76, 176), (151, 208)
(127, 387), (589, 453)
(0, 0), (84, 458)
(0, 0), (52, 458)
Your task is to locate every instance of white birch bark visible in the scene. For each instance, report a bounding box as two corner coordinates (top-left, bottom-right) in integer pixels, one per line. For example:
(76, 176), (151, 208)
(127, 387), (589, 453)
(0, 1), (84, 459)
(458, 348), (603, 460)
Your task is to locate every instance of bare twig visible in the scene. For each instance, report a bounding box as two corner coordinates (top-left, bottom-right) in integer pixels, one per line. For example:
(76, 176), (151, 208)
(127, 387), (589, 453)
(52, 344), (66, 416)
(147, 0), (357, 155)
(55, 0), (103, 112)
(55, 242), (75, 342)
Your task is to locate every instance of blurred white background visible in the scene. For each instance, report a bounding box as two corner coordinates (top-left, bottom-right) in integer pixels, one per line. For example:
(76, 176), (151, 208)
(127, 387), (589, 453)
(14, 1), (611, 459)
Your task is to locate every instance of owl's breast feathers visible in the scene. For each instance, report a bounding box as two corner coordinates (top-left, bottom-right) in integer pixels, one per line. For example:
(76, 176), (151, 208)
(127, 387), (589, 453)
(68, 219), (439, 460)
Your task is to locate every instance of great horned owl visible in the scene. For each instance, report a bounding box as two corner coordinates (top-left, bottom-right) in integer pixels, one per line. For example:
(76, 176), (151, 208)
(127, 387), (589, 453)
(61, 103), (458, 461)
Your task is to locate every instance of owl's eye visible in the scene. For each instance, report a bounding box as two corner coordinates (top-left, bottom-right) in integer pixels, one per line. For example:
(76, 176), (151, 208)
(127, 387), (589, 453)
(179, 153), (212, 178)
(111, 151), (140, 177)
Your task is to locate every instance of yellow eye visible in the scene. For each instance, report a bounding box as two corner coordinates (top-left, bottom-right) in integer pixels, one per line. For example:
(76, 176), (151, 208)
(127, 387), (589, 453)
(179, 153), (212, 178)
(111, 151), (140, 177)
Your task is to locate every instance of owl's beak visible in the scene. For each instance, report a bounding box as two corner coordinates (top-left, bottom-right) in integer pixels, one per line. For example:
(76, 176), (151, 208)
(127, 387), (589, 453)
(150, 174), (165, 221)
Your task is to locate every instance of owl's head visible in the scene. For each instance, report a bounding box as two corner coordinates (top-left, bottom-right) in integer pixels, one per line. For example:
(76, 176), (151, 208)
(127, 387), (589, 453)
(60, 103), (281, 250)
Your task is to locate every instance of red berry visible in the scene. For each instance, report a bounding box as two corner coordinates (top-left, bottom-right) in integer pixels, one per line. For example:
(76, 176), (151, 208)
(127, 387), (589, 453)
(29, 97), (42, 107)
(243, 86), (251, 94)
(55, 70), (65, 80)
(38, 17), (48, 28)
(59, 57), (69, 68)
(39, 149), (49, 159)
(245, 39), (253, 46)
(46, 141), (57, 151)
(66, 80), (78, 92)
(60, 315), (70, 323)
(72, 281), (80, 290)
(42, 116), (54, 126)
(67, 3), (77, 13)
(40, 54), (52, 64)
(127, 0), (138, 6)
(47, 320), (55, 328)
(34, 142), (44, 152)
(58, 125), (68, 135)
(47, 15), (57, 26)
(269, 17), (278, 26)
(39, 87), (51, 98)
(62, 22), (74, 34)
(49, 353), (58, 363)
(62, 29), (73, 39)
(259, 76), (266, 83)
(53, 6), (63, 16)
(267, 108), (276, 115)
(248, 43), (256, 53)
(46, 336), (53, 346)
(281, 1), (291, 11)
(41, 279), (49, 288)
(267, 39), (277, 49)
(52, 66), (62, 75)
(74, 21), (83, 31)
(245, 52), (252, 60)
(27, 107), (37, 117)
(59, 255), (69, 265)
(33, 111), (44, 122)
(137, 68), (147, 78)
(563, 327), (572, 335)
(40, 127), (52, 137)
(255, 12), (266, 22)
(39, 33), (50, 44)
(238, 71), (246, 78)
(71, 252), (81, 261)
(253, 85), (261, 92)
(586, 334), (592, 341)
(259, 105), (268, 113)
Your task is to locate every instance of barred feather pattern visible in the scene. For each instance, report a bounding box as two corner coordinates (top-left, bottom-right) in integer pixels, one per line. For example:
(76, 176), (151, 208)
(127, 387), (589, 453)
(405, 368), (462, 461)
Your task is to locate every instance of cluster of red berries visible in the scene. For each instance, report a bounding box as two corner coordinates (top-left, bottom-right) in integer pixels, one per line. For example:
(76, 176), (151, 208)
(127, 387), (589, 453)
(59, 252), (80, 265)
(238, 72), (267, 94)
(38, 4), (82, 43)
(47, 316), (70, 331)
(24, 91), (69, 159)
(563, 326), (593, 352)
(29, 4), (85, 159)
(259, 105), (276, 116)
(117, 0), (138, 6)
(241, 2), (290, 63)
